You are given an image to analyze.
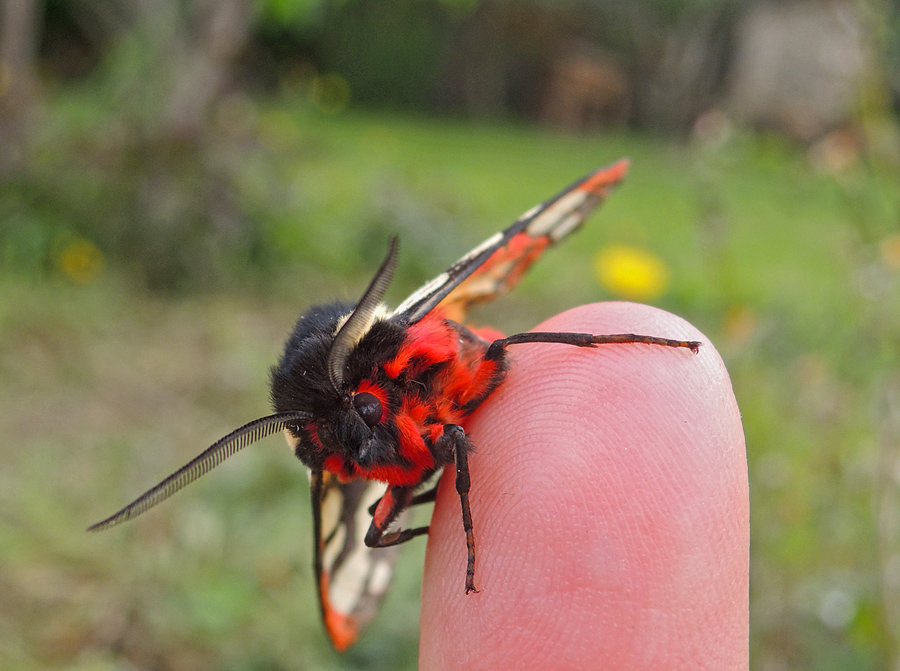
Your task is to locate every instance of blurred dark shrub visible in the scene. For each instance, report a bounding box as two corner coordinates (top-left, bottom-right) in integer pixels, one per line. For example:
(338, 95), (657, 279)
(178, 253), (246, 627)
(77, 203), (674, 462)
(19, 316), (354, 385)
(317, 0), (456, 110)
(0, 125), (270, 292)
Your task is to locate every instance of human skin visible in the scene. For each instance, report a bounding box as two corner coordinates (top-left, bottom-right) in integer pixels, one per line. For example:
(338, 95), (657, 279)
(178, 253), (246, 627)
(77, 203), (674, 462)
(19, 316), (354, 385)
(419, 302), (748, 670)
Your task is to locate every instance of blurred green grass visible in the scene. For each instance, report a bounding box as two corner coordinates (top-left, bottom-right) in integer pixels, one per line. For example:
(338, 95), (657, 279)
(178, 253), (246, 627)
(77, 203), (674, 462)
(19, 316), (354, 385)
(2, 98), (899, 669)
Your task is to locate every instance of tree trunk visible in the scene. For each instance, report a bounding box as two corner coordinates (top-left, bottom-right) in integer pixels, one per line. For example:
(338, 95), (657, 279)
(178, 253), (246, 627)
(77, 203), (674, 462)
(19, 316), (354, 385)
(0, 0), (43, 174)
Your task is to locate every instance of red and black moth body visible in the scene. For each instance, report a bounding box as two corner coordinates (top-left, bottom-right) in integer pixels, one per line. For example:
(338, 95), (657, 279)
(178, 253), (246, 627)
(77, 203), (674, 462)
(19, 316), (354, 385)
(88, 159), (701, 651)
(272, 304), (504, 486)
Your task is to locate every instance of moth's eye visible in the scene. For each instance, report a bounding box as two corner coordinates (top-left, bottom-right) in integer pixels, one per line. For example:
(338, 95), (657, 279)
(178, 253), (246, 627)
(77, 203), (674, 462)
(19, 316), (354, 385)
(352, 392), (383, 427)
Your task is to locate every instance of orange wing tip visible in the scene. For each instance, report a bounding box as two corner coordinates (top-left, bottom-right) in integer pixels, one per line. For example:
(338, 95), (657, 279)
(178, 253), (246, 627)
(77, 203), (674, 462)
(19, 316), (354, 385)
(580, 158), (630, 194)
(324, 605), (359, 652)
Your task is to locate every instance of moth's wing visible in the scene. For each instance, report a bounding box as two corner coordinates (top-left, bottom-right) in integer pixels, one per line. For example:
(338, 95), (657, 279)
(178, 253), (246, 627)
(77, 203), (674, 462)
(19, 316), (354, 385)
(392, 159), (629, 324)
(311, 470), (407, 651)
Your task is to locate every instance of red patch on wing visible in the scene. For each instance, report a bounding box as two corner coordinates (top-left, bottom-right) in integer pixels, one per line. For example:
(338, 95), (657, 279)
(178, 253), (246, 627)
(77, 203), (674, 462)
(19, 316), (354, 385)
(319, 573), (358, 651)
(579, 158), (629, 195)
(437, 233), (550, 323)
(496, 231), (550, 276)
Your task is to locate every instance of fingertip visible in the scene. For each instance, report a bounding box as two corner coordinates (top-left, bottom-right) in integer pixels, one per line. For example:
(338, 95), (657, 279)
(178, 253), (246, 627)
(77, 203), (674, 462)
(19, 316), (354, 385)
(420, 302), (747, 670)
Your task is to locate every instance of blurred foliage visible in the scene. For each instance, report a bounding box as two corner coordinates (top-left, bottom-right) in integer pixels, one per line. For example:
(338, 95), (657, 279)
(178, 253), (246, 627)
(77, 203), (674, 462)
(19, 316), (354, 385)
(4, 0), (889, 290)
(316, 0), (454, 110)
(259, 0), (328, 27)
(0, 109), (269, 291)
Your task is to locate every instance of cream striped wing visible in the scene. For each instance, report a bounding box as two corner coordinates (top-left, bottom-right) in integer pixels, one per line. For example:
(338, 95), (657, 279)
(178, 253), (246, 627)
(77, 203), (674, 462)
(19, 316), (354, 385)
(393, 159), (629, 324)
(311, 470), (407, 651)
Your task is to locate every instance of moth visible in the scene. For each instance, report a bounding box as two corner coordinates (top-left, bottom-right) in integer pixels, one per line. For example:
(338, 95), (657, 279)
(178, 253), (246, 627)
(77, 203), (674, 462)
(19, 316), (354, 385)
(89, 160), (700, 650)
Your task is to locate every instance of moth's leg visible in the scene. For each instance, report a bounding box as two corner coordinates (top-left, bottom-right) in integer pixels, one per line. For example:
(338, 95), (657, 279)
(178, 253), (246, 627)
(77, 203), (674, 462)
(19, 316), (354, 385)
(463, 332), (700, 414)
(489, 331), (702, 355)
(364, 484), (429, 548)
(367, 482), (439, 516)
(435, 423), (479, 594)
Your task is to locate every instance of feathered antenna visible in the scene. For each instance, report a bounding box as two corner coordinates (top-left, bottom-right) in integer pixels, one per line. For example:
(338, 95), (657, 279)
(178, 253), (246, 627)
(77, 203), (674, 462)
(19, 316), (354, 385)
(88, 411), (312, 532)
(327, 237), (399, 392)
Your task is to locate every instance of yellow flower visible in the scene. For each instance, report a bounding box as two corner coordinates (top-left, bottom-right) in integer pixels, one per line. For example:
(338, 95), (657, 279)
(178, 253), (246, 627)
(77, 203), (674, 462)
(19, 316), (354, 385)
(594, 244), (669, 301)
(56, 238), (104, 284)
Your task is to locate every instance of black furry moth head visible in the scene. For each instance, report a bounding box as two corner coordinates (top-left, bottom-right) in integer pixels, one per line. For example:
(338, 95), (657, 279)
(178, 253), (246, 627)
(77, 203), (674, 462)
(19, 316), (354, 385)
(89, 160), (701, 650)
